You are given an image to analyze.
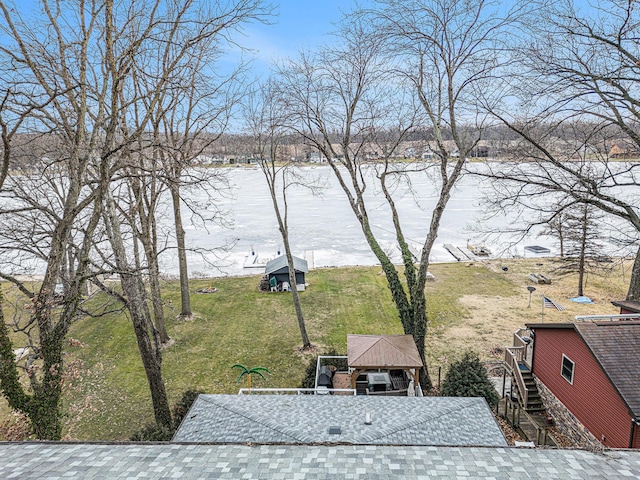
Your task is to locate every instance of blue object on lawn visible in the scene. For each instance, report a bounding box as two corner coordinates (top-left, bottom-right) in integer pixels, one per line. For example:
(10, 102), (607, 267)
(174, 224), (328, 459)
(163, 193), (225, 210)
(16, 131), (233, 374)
(570, 296), (593, 304)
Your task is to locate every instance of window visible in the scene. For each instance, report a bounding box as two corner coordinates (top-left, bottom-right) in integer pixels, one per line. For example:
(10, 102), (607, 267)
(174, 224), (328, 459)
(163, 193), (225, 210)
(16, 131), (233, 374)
(561, 354), (575, 384)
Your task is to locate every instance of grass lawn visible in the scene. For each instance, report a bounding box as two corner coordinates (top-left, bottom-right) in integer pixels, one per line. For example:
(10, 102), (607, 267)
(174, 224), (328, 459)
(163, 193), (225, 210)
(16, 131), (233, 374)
(0, 257), (632, 440)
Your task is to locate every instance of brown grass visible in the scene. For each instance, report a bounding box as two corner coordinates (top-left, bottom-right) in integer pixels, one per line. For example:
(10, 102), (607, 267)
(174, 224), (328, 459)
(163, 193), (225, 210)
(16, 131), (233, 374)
(424, 257), (630, 377)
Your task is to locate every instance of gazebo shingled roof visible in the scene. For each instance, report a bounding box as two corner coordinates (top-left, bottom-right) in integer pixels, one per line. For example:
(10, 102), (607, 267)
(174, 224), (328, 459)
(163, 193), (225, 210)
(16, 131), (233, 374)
(347, 334), (423, 390)
(347, 334), (423, 369)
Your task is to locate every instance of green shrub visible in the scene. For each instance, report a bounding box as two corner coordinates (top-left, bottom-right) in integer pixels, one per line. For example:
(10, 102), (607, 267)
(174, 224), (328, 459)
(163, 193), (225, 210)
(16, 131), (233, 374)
(441, 351), (499, 407)
(130, 388), (204, 441)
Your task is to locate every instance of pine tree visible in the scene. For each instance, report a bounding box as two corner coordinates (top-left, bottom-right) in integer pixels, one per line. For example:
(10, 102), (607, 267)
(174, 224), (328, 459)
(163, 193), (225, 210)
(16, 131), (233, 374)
(442, 351), (499, 407)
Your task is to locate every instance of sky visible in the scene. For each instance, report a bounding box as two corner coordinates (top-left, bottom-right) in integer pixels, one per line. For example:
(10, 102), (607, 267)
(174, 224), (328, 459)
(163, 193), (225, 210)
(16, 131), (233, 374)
(231, 0), (363, 75)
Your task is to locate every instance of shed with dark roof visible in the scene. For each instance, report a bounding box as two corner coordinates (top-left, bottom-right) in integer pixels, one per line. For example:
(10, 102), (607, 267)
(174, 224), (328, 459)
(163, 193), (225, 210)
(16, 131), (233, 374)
(264, 255), (308, 291)
(526, 321), (640, 448)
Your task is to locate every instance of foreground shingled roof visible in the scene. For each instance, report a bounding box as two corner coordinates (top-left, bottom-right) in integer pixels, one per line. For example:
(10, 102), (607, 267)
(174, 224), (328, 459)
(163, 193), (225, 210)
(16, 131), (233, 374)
(173, 394), (506, 446)
(1, 443), (640, 479)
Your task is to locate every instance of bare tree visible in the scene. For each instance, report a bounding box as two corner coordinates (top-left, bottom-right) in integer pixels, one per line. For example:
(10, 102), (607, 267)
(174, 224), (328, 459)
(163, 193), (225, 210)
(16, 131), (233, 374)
(0, 0), (270, 437)
(480, 0), (640, 301)
(0, 0), (131, 438)
(243, 80), (313, 350)
(150, 35), (244, 320)
(278, 3), (513, 389)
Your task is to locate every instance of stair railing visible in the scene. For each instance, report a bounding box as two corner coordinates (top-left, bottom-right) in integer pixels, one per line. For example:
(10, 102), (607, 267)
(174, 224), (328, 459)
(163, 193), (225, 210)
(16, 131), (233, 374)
(505, 346), (529, 408)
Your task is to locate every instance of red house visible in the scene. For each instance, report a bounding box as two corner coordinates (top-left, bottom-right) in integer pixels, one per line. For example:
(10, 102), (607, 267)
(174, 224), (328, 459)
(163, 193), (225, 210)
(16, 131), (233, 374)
(525, 321), (640, 449)
(612, 300), (640, 316)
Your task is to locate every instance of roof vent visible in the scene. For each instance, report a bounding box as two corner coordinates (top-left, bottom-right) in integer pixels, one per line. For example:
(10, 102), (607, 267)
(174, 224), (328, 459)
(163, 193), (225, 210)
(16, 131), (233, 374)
(328, 426), (341, 435)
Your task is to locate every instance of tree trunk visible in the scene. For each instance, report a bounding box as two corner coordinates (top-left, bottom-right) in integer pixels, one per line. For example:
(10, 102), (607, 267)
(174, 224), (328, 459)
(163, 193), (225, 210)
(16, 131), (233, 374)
(123, 272), (172, 428)
(284, 245), (310, 349)
(267, 171), (312, 349)
(0, 287), (65, 440)
(170, 184), (192, 318)
(577, 208), (588, 297)
(30, 329), (64, 439)
(104, 193), (172, 429)
(627, 246), (640, 303)
(144, 238), (170, 345)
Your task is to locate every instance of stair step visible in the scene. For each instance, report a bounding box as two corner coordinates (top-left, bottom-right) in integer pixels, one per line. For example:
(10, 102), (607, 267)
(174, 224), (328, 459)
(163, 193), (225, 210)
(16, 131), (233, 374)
(526, 406), (546, 412)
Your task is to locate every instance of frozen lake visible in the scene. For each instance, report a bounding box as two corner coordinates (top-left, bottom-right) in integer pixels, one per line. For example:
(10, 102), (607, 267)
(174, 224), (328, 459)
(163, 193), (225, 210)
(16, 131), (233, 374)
(2, 163), (631, 278)
(159, 164), (624, 277)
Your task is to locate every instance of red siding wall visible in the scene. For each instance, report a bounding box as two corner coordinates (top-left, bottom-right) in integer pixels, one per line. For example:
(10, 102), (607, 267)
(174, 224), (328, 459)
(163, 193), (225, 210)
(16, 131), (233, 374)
(634, 423), (640, 449)
(532, 328), (633, 448)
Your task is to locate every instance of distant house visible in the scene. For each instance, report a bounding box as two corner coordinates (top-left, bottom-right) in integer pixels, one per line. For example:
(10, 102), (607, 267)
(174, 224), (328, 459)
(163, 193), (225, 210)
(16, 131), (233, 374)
(403, 147), (416, 158)
(172, 394), (507, 447)
(609, 143), (640, 159)
(472, 145), (489, 158)
(523, 321), (640, 449)
(264, 255), (308, 291)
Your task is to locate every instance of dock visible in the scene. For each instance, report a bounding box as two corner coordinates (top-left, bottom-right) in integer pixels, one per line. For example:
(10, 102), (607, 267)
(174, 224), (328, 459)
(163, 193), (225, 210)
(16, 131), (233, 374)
(443, 244), (472, 261)
(242, 253), (272, 269)
(524, 245), (551, 255)
(468, 244), (492, 256)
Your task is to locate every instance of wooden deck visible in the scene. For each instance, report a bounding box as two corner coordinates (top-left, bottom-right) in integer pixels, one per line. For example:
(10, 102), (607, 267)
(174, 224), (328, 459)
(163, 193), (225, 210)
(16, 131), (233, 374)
(332, 372), (353, 395)
(331, 371), (411, 396)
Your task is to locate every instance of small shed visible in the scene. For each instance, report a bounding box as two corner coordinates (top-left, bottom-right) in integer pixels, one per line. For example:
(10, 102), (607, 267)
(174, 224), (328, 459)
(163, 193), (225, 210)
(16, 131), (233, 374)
(347, 334), (423, 391)
(265, 255), (308, 291)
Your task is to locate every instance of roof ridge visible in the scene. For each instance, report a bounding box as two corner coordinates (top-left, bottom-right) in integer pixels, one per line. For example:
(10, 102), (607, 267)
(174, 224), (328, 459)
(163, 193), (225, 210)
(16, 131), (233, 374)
(202, 396), (302, 442)
(365, 398), (479, 442)
(381, 336), (423, 364)
(351, 336), (383, 365)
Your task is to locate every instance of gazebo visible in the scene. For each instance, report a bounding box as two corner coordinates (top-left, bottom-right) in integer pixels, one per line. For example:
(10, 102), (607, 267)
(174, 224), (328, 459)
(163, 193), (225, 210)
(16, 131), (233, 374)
(347, 334), (423, 392)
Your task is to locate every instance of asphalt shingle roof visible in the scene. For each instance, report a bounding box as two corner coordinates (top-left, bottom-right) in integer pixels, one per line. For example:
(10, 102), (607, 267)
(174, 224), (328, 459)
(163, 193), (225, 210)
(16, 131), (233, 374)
(264, 255), (308, 275)
(347, 334), (424, 369)
(172, 394), (507, 446)
(574, 321), (640, 418)
(1, 443), (640, 479)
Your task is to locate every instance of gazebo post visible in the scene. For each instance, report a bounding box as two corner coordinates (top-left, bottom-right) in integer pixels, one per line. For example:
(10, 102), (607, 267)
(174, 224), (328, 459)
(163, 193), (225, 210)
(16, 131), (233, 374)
(411, 369), (419, 392)
(351, 369), (360, 390)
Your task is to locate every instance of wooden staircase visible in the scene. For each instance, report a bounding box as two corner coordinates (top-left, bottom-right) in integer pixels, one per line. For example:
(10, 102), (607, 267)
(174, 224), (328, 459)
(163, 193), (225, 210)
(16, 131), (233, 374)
(505, 344), (545, 412)
(519, 366), (544, 412)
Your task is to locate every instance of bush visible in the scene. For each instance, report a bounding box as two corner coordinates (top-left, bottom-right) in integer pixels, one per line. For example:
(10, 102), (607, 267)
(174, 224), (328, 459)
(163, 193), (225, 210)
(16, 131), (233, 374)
(441, 351), (499, 407)
(130, 388), (204, 441)
(300, 349), (347, 389)
(129, 424), (173, 442)
(171, 389), (204, 430)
